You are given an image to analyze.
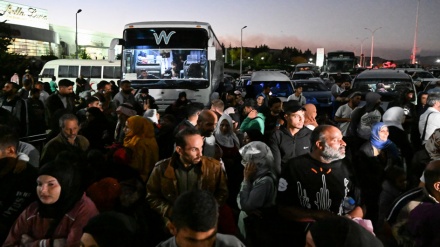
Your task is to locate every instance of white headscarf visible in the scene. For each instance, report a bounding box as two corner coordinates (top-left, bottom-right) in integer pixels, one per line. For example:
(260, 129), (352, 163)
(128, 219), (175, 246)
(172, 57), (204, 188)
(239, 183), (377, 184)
(239, 141), (275, 178)
(143, 109), (158, 124)
(214, 114), (240, 148)
(383, 106), (405, 131)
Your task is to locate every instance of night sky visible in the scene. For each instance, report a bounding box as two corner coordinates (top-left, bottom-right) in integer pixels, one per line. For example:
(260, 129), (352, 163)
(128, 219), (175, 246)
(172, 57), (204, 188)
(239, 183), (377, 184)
(9, 0), (440, 60)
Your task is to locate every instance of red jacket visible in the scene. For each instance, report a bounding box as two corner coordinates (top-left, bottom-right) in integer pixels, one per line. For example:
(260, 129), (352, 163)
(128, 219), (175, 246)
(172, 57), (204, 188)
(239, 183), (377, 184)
(3, 194), (98, 247)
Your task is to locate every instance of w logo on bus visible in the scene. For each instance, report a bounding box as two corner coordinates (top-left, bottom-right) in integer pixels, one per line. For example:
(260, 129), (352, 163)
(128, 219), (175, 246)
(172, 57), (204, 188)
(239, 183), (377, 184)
(153, 31), (176, 45)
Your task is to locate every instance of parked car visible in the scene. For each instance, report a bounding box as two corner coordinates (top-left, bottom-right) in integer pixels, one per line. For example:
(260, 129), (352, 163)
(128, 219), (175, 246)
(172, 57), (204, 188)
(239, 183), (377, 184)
(294, 63), (321, 76)
(351, 69), (417, 111)
(397, 68), (437, 89)
(429, 68), (440, 78)
(238, 75), (252, 88)
(247, 71), (293, 102)
(423, 80), (440, 92)
(291, 80), (332, 109)
(291, 71), (315, 80)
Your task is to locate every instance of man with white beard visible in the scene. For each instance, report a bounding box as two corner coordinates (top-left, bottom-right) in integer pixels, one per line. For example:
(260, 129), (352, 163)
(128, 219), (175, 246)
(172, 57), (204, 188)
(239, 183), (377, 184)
(276, 125), (363, 245)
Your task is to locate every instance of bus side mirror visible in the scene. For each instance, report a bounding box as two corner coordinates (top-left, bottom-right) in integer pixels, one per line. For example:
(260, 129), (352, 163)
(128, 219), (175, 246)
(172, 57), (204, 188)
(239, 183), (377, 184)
(108, 38), (123, 62)
(208, 46), (216, 61)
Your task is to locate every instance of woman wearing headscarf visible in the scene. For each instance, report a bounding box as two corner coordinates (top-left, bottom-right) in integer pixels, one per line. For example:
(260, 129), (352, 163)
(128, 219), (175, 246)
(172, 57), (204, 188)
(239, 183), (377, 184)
(3, 160), (98, 247)
(143, 108), (160, 136)
(214, 114), (242, 210)
(237, 141), (277, 245)
(383, 106), (413, 167)
(123, 116), (159, 182)
(355, 122), (401, 228)
(303, 103), (319, 130)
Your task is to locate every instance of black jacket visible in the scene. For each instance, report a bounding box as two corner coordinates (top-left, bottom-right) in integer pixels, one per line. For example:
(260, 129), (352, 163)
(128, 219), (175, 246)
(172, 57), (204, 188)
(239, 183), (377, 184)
(269, 126), (312, 176)
(0, 160), (38, 243)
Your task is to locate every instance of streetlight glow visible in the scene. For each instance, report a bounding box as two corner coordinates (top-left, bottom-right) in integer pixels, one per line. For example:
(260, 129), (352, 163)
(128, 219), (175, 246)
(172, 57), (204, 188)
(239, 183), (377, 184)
(411, 0), (421, 64)
(75, 9), (82, 59)
(365, 27), (382, 68)
(240, 26), (247, 77)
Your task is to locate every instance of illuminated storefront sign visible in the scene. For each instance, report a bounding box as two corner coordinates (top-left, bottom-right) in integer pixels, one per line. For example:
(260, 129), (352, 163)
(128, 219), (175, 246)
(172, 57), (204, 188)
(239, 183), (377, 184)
(316, 48), (325, 67)
(0, 1), (49, 29)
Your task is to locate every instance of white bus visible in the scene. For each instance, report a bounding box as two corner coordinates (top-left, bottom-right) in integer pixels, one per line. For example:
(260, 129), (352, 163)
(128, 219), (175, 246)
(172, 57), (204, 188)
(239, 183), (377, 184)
(109, 21), (224, 111)
(38, 59), (121, 90)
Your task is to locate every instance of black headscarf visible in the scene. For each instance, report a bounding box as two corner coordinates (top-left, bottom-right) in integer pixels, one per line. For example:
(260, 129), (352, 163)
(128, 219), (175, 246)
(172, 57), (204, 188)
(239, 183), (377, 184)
(37, 160), (83, 219)
(310, 216), (383, 247)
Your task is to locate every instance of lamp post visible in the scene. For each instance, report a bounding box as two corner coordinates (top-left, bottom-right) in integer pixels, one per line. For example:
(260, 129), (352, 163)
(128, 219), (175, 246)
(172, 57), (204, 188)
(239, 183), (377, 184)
(411, 0), (421, 64)
(240, 26), (247, 76)
(75, 9), (82, 59)
(357, 37), (368, 67)
(365, 27), (381, 68)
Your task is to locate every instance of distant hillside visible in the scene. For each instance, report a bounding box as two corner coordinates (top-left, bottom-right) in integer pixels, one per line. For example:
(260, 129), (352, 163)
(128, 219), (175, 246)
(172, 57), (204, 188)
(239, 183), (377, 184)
(357, 55), (440, 67)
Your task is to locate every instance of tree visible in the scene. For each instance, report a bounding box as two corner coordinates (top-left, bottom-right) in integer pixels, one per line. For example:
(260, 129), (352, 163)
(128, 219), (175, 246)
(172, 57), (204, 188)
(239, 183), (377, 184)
(228, 48), (240, 65)
(79, 48), (91, 59)
(251, 44), (270, 57)
(303, 49), (313, 60)
(0, 21), (13, 52)
(0, 21), (28, 78)
(291, 56), (307, 65)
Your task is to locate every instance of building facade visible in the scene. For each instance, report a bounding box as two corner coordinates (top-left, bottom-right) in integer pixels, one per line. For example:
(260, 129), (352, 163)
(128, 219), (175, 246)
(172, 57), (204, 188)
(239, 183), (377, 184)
(0, 0), (120, 59)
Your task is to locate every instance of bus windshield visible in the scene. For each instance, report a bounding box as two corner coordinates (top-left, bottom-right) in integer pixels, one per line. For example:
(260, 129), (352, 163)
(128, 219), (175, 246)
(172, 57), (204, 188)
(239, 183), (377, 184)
(326, 51), (356, 73)
(122, 28), (210, 89)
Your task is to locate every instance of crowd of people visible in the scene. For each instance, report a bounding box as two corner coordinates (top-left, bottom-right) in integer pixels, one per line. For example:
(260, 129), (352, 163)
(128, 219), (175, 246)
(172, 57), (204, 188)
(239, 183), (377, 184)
(1, 72), (440, 247)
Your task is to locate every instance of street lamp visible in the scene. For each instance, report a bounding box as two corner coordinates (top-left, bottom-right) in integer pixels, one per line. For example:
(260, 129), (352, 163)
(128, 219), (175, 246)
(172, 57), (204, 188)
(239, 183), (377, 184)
(411, 0), (421, 64)
(357, 37), (368, 67)
(365, 27), (382, 68)
(75, 9), (82, 59)
(240, 26), (247, 76)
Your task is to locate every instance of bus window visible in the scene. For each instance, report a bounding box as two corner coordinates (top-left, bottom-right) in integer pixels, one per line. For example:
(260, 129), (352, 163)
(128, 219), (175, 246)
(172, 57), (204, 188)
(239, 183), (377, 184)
(59, 66), (79, 78)
(115, 67), (121, 78)
(91, 66), (101, 78)
(103, 66), (120, 79)
(81, 66), (102, 79)
(41, 68), (54, 78)
(81, 66), (91, 78)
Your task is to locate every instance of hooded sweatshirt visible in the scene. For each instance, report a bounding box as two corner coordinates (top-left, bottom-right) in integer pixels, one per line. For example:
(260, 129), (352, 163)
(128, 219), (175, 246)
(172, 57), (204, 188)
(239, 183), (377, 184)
(240, 112), (265, 135)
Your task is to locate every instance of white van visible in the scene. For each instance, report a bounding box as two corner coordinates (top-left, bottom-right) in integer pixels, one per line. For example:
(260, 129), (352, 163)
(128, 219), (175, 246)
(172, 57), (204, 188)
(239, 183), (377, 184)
(39, 59), (121, 90)
(248, 71), (293, 102)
